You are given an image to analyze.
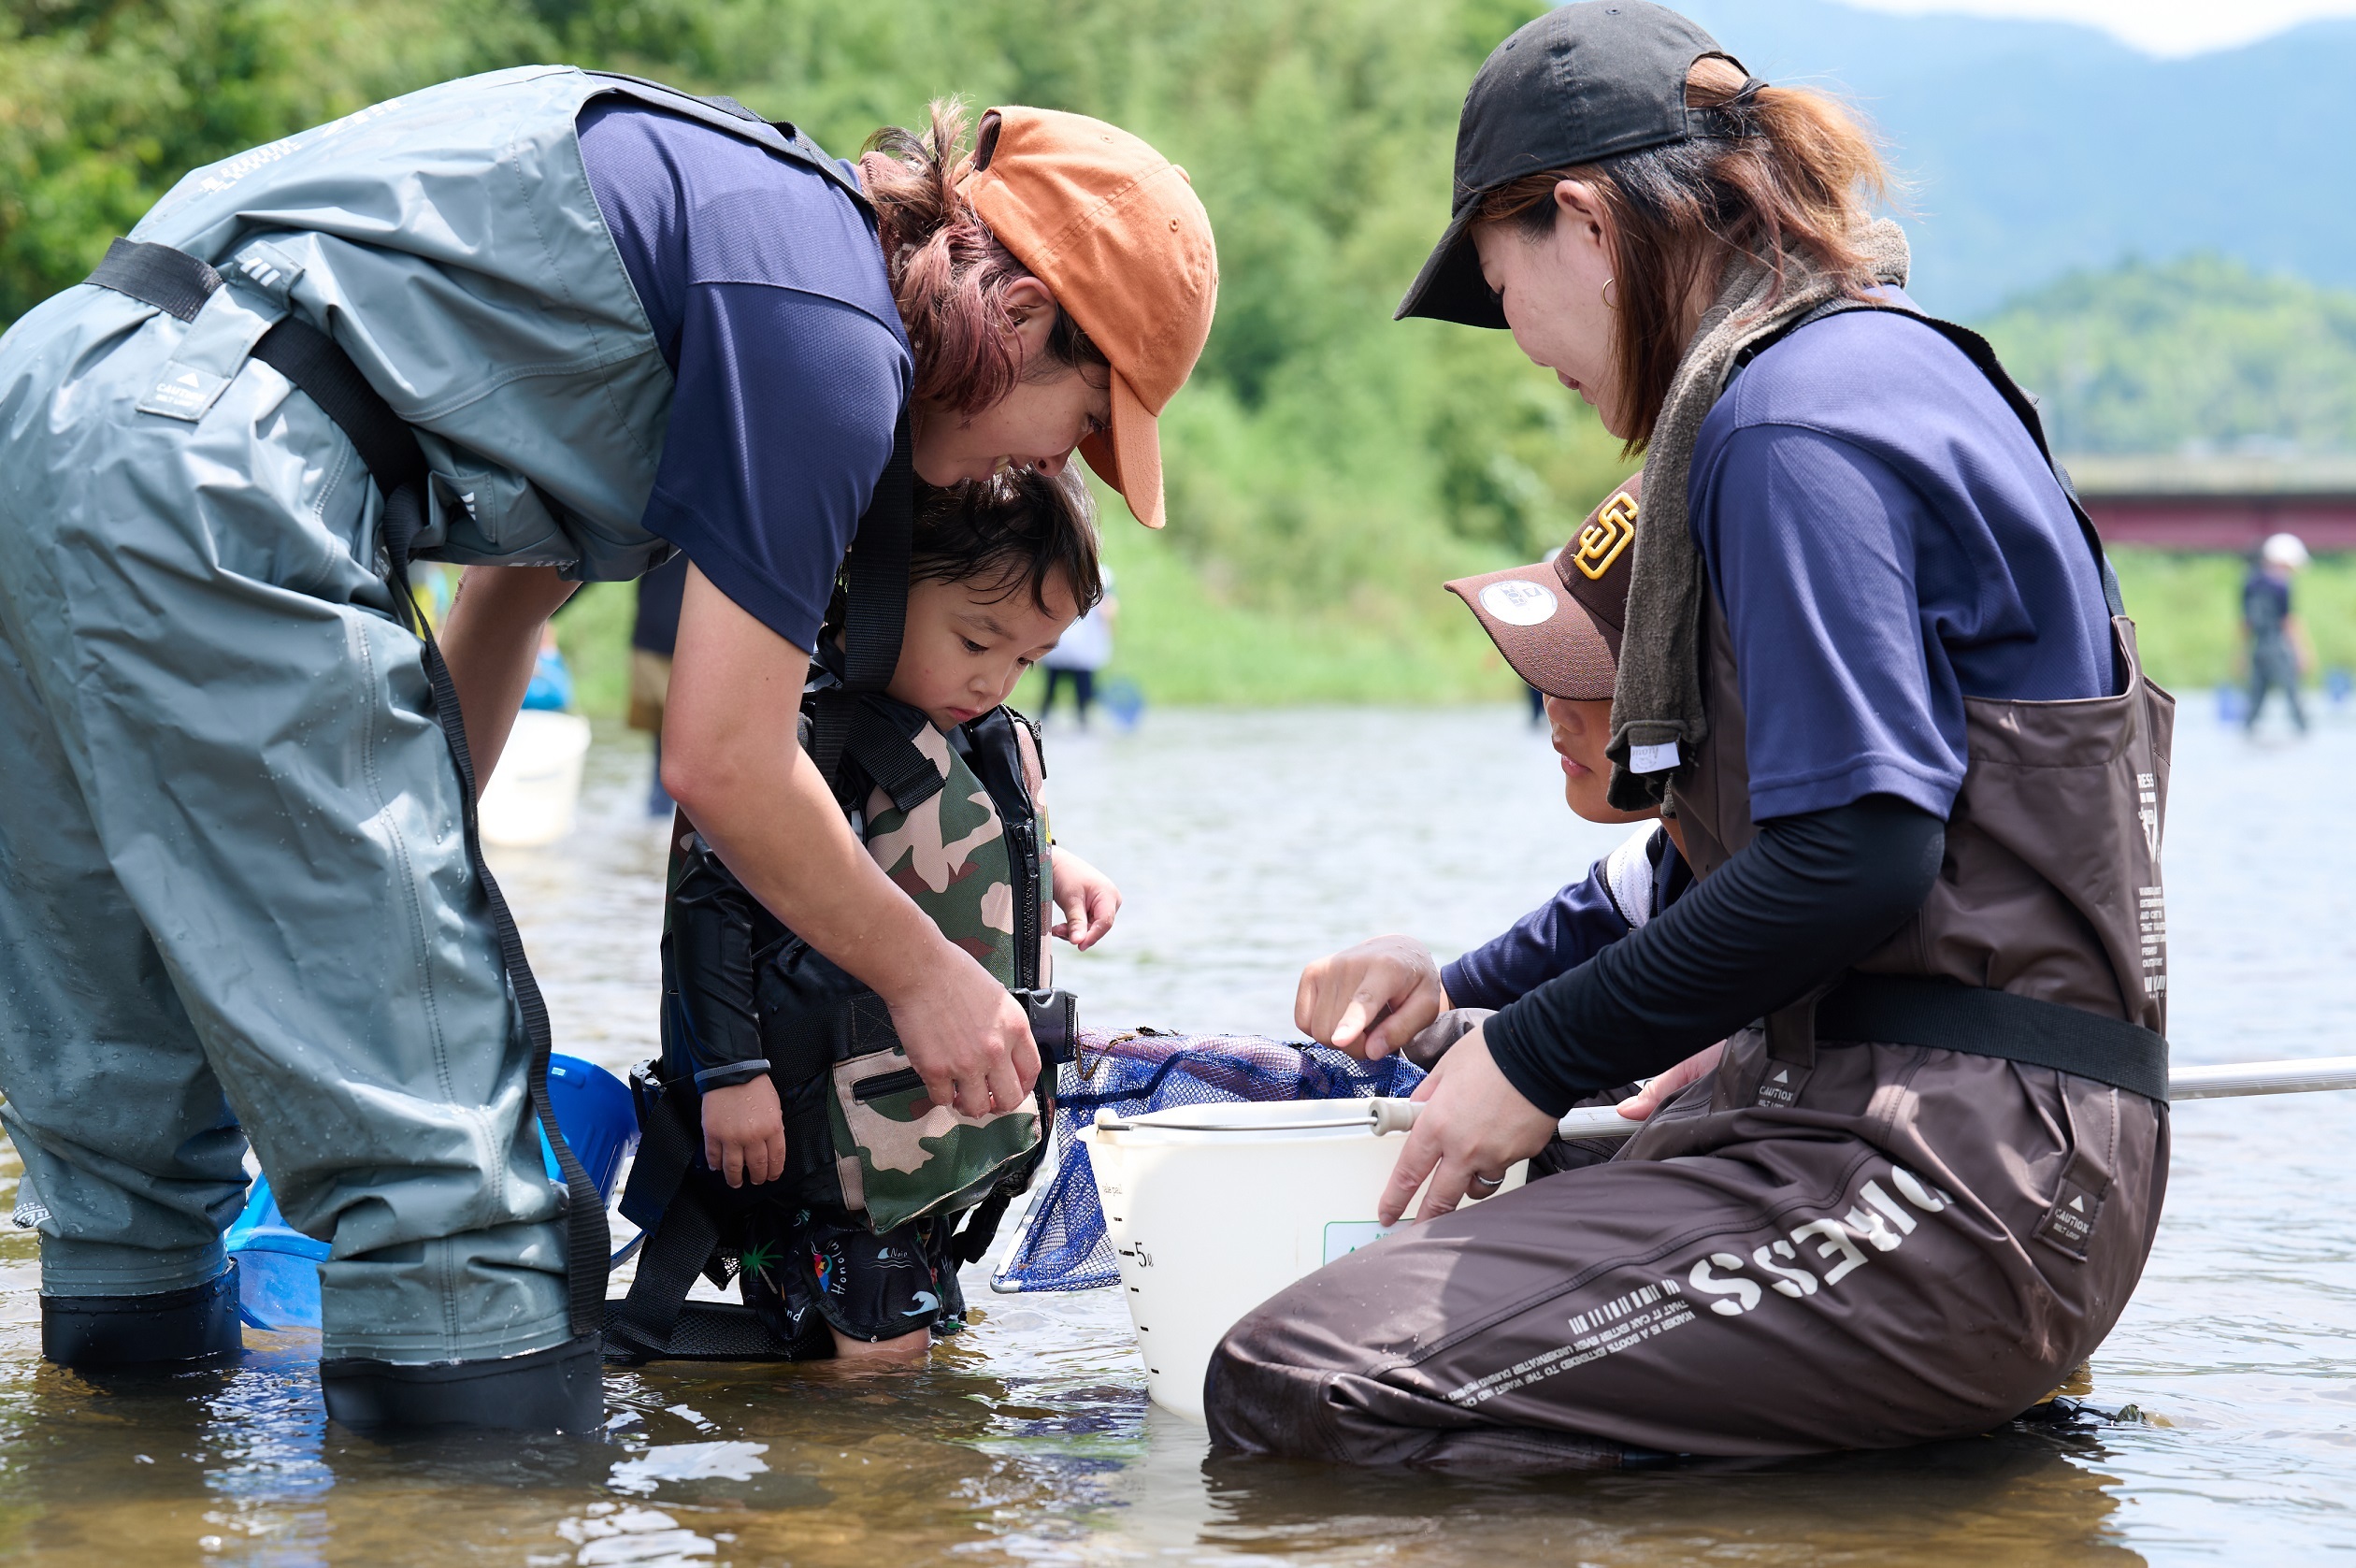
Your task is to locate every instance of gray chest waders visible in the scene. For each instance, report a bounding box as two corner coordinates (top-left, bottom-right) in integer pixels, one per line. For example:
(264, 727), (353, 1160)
(74, 74), (900, 1385)
(81, 238), (615, 1346)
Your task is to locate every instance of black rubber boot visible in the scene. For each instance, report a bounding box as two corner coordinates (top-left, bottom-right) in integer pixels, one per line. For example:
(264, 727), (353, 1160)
(319, 1333), (604, 1432)
(40, 1264), (244, 1369)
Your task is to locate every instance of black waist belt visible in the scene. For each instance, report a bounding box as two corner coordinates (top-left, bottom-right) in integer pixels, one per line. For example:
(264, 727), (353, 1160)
(1813, 973), (2168, 1103)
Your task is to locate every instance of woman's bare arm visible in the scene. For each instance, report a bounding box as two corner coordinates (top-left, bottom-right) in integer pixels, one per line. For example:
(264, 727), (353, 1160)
(436, 564), (577, 784)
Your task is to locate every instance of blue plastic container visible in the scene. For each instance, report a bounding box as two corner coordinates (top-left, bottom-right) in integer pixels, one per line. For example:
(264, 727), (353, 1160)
(221, 1181), (332, 1332)
(541, 1054), (639, 1200)
(521, 644), (575, 712)
(226, 1054), (639, 1331)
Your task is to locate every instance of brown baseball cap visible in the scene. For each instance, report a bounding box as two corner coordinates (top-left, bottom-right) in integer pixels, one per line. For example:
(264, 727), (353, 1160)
(960, 108), (1219, 530)
(1445, 474), (1643, 699)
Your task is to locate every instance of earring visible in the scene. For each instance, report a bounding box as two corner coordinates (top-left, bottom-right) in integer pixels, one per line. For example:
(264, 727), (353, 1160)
(1602, 276), (1620, 310)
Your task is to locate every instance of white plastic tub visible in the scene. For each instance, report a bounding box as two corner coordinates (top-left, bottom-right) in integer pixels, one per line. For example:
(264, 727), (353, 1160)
(478, 710), (593, 847)
(1083, 1098), (1526, 1423)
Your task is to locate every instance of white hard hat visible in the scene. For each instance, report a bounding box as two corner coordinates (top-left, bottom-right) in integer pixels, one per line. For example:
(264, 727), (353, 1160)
(2262, 532), (2310, 568)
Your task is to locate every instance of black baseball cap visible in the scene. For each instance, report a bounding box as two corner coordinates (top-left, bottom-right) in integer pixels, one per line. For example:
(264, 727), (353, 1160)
(1398, 2), (1742, 328)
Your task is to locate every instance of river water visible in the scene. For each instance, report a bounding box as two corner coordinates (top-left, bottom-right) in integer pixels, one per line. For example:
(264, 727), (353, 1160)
(0, 703), (2349, 1563)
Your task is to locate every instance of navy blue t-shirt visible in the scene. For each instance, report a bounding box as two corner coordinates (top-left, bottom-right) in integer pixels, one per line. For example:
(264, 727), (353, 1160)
(1689, 293), (2115, 824)
(578, 102), (912, 652)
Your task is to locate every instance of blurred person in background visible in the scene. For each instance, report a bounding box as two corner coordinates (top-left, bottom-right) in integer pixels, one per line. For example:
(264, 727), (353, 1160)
(1039, 565), (1117, 724)
(2243, 532), (2312, 735)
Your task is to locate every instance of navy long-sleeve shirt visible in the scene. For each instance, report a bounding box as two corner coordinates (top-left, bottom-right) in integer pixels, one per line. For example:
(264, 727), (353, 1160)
(1441, 824), (1690, 1009)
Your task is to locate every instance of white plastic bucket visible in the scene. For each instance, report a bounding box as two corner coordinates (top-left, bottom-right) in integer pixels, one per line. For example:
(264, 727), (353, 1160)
(1083, 1098), (1525, 1423)
(478, 710), (593, 847)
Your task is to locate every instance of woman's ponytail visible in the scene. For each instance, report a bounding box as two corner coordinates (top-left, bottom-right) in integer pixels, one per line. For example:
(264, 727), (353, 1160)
(1682, 57), (1889, 294)
(862, 101), (1105, 417)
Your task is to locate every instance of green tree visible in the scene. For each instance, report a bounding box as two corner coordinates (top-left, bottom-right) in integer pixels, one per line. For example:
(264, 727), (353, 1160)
(0, 0), (545, 321)
(1980, 253), (2356, 455)
(1, 0), (1643, 703)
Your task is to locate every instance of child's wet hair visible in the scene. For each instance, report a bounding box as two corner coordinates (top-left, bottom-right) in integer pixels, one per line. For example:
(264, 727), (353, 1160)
(828, 468), (1104, 638)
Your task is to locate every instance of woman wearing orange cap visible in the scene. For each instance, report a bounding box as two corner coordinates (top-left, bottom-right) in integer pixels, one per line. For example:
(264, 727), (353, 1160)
(0, 67), (1213, 1429)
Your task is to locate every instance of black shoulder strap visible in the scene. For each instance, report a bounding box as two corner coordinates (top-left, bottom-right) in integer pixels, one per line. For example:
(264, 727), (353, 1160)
(848, 698), (948, 813)
(89, 239), (431, 501)
(806, 413), (919, 786)
(84, 237), (218, 324)
(1728, 297), (2127, 619)
(797, 657), (944, 818)
(839, 416), (915, 693)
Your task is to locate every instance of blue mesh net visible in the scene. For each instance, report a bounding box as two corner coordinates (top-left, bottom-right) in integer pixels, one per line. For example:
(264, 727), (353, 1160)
(990, 1029), (1426, 1293)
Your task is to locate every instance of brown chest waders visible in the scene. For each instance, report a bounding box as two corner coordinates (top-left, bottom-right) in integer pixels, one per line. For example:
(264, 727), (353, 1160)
(1205, 303), (2174, 1468)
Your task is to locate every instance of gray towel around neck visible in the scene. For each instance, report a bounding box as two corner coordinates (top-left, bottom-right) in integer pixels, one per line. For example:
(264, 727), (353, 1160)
(1603, 219), (1914, 813)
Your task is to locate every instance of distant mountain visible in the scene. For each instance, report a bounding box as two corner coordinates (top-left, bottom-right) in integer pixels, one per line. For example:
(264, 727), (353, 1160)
(1976, 254), (2356, 455)
(1675, 1), (2356, 315)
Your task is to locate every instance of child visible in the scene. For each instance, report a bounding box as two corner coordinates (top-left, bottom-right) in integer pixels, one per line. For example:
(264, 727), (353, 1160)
(1433, 473), (1688, 1025)
(1296, 477), (1704, 1124)
(620, 468), (1122, 1366)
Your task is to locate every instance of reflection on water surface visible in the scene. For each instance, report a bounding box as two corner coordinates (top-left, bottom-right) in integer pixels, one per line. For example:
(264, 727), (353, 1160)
(0, 708), (2349, 1564)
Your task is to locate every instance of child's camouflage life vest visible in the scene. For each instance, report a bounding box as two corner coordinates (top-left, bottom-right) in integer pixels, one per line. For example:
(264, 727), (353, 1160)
(793, 704), (1059, 1231)
(610, 677), (1074, 1363)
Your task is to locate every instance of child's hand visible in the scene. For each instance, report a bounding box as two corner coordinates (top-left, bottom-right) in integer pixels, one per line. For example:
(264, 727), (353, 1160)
(1615, 1041), (1725, 1123)
(1049, 845), (1121, 950)
(1295, 935), (1446, 1059)
(702, 1075), (786, 1188)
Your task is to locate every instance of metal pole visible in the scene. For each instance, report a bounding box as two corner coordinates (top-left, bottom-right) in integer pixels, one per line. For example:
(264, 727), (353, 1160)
(1372, 1055), (2356, 1144)
(2168, 1056), (2356, 1100)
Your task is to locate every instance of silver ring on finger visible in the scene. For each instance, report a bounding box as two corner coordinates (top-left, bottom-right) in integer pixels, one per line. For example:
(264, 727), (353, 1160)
(1467, 1172), (1504, 1197)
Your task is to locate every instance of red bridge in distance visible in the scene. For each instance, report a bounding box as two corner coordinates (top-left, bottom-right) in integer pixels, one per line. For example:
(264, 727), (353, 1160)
(2066, 455), (2356, 553)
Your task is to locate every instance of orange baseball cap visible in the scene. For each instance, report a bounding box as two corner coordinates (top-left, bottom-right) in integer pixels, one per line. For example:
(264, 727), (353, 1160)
(959, 108), (1218, 529)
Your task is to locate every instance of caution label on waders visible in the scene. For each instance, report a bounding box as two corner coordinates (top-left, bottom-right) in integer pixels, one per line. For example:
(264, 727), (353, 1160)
(137, 364), (232, 422)
(2035, 1179), (2103, 1260)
